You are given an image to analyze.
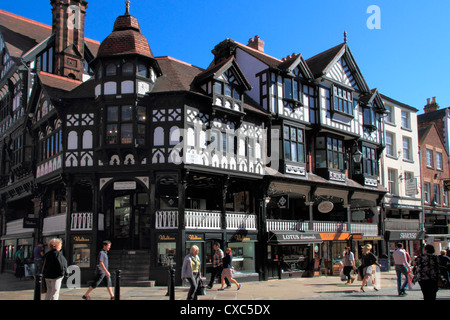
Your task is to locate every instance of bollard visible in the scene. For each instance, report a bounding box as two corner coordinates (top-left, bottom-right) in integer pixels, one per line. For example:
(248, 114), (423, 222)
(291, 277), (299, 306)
(34, 274), (42, 301)
(169, 267), (175, 300)
(114, 270), (121, 301)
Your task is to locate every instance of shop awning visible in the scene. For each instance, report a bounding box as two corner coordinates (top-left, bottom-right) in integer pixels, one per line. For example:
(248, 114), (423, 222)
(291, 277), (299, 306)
(386, 231), (425, 241)
(268, 230), (322, 245)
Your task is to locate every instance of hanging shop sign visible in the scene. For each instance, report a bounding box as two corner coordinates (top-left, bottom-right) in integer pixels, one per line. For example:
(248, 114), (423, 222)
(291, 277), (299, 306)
(444, 180), (450, 192)
(318, 201), (334, 213)
(275, 195), (289, 209)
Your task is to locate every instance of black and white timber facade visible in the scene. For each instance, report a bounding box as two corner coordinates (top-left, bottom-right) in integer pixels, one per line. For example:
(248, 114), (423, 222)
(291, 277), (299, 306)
(0, 2), (393, 285)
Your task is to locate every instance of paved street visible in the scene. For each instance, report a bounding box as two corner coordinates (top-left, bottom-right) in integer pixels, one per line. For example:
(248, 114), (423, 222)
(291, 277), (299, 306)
(1, 270), (449, 301)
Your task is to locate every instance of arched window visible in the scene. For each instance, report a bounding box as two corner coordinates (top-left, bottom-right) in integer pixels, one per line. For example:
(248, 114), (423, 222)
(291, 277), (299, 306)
(122, 62), (134, 76)
(106, 64), (117, 77)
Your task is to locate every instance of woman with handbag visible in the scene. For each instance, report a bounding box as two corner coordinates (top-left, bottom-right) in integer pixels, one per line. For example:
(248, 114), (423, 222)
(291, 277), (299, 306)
(42, 238), (68, 300)
(359, 244), (379, 292)
(181, 245), (202, 300)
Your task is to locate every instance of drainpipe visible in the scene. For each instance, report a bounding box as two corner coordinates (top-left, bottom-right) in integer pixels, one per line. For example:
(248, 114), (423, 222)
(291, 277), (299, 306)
(418, 146), (425, 253)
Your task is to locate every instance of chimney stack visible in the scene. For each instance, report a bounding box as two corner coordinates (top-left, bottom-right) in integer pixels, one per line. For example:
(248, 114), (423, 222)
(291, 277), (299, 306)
(424, 96), (439, 113)
(247, 35), (265, 52)
(51, 0), (88, 81)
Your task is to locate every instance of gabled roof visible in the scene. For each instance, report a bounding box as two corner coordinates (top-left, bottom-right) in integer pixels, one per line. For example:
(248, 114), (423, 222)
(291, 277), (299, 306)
(305, 43), (345, 78)
(36, 71), (83, 102)
(305, 42), (370, 93)
(194, 55), (251, 90)
(418, 107), (450, 123)
(211, 38), (314, 79)
(418, 123), (448, 156)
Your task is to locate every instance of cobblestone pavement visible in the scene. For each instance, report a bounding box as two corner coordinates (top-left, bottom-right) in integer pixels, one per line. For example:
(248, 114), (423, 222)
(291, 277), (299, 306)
(1, 270), (449, 301)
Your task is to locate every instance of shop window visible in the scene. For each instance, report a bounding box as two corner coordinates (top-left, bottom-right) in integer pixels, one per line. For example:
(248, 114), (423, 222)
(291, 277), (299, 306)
(72, 244), (90, 268)
(157, 241), (176, 267)
(228, 242), (255, 274)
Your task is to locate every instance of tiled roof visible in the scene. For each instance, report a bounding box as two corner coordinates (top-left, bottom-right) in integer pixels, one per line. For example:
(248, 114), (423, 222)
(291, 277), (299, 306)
(153, 56), (204, 93)
(0, 9), (99, 58)
(0, 9), (51, 57)
(305, 43), (346, 78)
(97, 14), (153, 59)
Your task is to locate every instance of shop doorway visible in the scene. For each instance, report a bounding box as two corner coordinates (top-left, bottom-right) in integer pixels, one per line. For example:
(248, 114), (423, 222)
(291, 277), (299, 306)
(104, 185), (150, 250)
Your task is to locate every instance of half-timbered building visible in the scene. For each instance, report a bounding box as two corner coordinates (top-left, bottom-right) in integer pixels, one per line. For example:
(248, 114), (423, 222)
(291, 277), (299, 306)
(1, 2), (387, 284)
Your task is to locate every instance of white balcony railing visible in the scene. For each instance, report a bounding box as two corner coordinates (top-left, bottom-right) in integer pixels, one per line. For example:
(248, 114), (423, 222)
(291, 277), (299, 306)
(226, 212), (257, 230)
(70, 212), (93, 231)
(266, 219), (309, 232)
(155, 210), (257, 230)
(155, 210), (178, 229)
(185, 210), (222, 230)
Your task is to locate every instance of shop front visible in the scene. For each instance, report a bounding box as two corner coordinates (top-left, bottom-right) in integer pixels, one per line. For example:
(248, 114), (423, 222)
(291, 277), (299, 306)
(226, 232), (258, 281)
(267, 230), (322, 279)
(386, 230), (425, 266)
(318, 232), (351, 275)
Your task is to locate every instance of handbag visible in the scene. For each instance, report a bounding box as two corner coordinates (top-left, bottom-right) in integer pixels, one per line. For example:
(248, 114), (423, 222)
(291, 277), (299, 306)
(41, 257), (47, 294)
(196, 278), (206, 296)
(41, 277), (47, 294)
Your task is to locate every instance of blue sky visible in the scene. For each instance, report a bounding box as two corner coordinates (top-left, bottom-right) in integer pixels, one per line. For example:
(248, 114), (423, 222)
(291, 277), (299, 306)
(2, 0), (450, 113)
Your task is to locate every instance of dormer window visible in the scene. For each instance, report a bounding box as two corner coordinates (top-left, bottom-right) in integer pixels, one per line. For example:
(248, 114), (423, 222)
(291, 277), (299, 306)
(363, 105), (376, 132)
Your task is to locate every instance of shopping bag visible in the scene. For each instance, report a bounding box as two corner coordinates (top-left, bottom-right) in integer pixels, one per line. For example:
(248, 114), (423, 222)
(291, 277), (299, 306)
(340, 268), (346, 281)
(407, 272), (418, 290)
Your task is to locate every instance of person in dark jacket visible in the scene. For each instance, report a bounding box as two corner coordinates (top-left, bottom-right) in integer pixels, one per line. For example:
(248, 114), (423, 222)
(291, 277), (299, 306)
(217, 248), (241, 291)
(42, 238), (68, 300)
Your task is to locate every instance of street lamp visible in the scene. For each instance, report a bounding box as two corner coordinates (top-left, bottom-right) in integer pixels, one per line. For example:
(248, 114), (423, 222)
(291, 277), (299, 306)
(352, 143), (363, 164)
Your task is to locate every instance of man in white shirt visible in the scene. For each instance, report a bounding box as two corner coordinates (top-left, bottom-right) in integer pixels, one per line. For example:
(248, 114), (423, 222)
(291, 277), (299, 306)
(393, 243), (410, 296)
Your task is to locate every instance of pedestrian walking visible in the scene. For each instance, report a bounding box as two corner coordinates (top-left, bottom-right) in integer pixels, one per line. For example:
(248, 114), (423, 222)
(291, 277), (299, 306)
(207, 242), (230, 289)
(82, 240), (114, 300)
(14, 246), (24, 278)
(33, 242), (44, 276)
(181, 245), (202, 300)
(412, 244), (441, 300)
(359, 244), (379, 292)
(343, 247), (357, 285)
(438, 250), (450, 288)
(393, 243), (410, 296)
(42, 238), (68, 300)
(218, 248), (241, 291)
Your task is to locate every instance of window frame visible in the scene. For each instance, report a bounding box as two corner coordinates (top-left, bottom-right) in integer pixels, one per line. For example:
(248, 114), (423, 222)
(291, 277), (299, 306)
(332, 85), (353, 116)
(283, 124), (305, 164)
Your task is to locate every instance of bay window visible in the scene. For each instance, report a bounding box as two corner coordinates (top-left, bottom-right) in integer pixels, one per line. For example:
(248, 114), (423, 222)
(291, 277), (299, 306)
(332, 85), (353, 116)
(283, 124), (305, 163)
(106, 105), (146, 145)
